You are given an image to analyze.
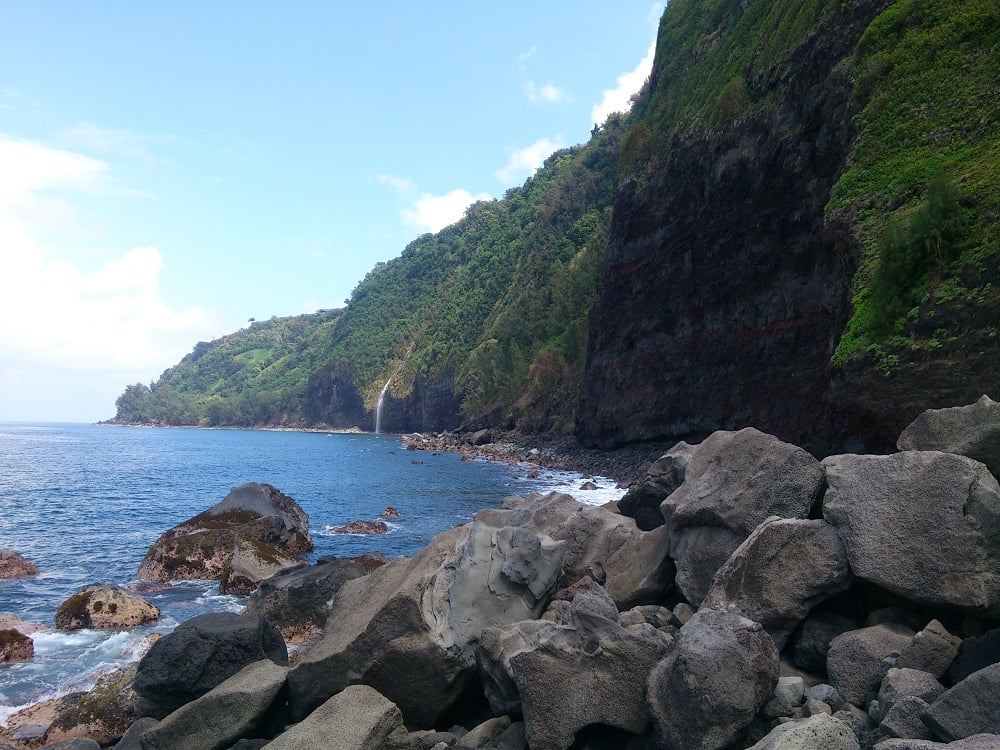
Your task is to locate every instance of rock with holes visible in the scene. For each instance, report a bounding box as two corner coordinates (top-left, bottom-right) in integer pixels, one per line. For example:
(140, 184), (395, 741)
(897, 395), (1000, 477)
(54, 585), (159, 630)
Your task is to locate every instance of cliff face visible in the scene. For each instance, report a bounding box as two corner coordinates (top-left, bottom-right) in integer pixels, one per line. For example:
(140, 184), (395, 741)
(579, 0), (887, 453)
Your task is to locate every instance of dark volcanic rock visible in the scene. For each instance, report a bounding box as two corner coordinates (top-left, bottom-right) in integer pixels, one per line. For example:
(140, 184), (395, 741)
(132, 612), (287, 720)
(897, 395), (1000, 477)
(576, 0), (889, 454)
(617, 441), (693, 530)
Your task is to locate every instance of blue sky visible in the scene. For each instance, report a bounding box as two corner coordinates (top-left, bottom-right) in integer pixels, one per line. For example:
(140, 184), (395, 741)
(0, 2), (662, 422)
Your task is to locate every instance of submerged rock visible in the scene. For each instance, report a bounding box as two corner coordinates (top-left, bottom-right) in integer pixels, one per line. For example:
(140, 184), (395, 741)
(0, 549), (38, 579)
(54, 585), (159, 630)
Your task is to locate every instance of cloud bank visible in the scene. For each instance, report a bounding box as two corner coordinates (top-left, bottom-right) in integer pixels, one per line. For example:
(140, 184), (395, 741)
(0, 133), (217, 421)
(590, 40), (656, 127)
(401, 188), (492, 234)
(496, 137), (566, 187)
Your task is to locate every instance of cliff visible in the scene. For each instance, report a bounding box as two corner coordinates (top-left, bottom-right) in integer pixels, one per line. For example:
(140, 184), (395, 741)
(578, 0), (999, 453)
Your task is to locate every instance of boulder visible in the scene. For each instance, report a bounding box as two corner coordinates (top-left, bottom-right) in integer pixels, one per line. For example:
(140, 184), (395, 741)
(701, 517), (852, 649)
(895, 620), (962, 680)
(455, 716), (512, 748)
(133, 612), (287, 720)
(245, 556), (372, 643)
(948, 627), (1000, 684)
(662, 428), (824, 604)
(793, 611), (859, 674)
(876, 696), (934, 742)
(137, 482), (311, 590)
(112, 717), (158, 750)
(476, 492), (674, 609)
(0, 549), (38, 579)
(54, 585), (159, 630)
(138, 660), (287, 750)
(897, 395), (1000, 477)
(287, 520), (563, 727)
(746, 713), (860, 749)
(647, 609), (780, 750)
(826, 624), (916, 707)
(44, 665), (137, 746)
(0, 628), (34, 662)
(822, 451), (1000, 611)
(873, 736), (1000, 749)
(37, 740), (101, 750)
(267, 684), (410, 750)
(923, 663), (1000, 742)
(870, 668), (945, 724)
(618, 441), (694, 530)
(478, 603), (671, 750)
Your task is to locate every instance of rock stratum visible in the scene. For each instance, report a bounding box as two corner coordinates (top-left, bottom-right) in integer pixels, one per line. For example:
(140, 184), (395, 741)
(12, 397), (1000, 749)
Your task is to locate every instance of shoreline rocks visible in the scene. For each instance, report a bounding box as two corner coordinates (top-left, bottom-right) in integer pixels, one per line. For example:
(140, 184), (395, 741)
(137, 482), (312, 594)
(0, 549), (38, 579)
(54, 585), (160, 630)
(26, 396), (1000, 750)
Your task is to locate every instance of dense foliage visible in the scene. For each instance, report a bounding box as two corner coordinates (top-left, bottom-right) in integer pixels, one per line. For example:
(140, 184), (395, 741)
(829, 0), (999, 365)
(113, 115), (631, 429)
(113, 311), (343, 426)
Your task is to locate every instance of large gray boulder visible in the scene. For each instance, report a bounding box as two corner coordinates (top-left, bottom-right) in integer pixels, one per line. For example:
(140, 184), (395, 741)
(138, 483), (312, 593)
(478, 601), (671, 750)
(897, 395), (1000, 477)
(873, 736), (1000, 749)
(138, 660), (287, 750)
(826, 624), (916, 708)
(662, 428), (824, 605)
(647, 609), (780, 750)
(286, 520), (563, 727)
(822, 451), (1000, 611)
(267, 684), (409, 750)
(133, 612), (287, 720)
(948, 627), (1000, 684)
(895, 620), (962, 680)
(475, 492), (674, 609)
(701, 517), (853, 648)
(617, 441), (694, 530)
(870, 668), (945, 724)
(244, 556), (373, 643)
(746, 713), (860, 749)
(923, 663), (1000, 742)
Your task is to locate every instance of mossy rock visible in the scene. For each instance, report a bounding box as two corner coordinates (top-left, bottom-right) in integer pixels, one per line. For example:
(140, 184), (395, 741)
(0, 628), (33, 662)
(55, 586), (160, 630)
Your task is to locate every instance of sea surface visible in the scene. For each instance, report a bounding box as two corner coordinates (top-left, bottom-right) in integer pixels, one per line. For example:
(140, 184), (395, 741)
(0, 422), (622, 721)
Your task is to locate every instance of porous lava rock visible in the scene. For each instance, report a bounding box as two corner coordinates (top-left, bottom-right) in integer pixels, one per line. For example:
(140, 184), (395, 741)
(897, 395), (1000, 477)
(54, 585), (159, 630)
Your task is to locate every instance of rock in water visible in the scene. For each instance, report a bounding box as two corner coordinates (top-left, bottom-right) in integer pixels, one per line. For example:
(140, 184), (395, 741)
(0, 549), (38, 579)
(0, 628), (34, 662)
(54, 585), (159, 630)
(822, 451), (1000, 611)
(646, 609), (779, 750)
(329, 520), (389, 535)
(137, 482), (311, 593)
(133, 612), (287, 720)
(897, 395), (1000, 477)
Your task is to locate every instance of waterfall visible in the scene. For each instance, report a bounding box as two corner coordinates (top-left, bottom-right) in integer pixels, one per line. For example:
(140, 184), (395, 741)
(375, 378), (391, 434)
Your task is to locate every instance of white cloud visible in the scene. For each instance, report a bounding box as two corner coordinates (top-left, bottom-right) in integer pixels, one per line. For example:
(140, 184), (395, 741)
(0, 133), (218, 421)
(495, 137), (566, 186)
(401, 189), (491, 234)
(62, 122), (173, 164)
(524, 81), (569, 104)
(590, 40), (657, 127)
(375, 173), (416, 193)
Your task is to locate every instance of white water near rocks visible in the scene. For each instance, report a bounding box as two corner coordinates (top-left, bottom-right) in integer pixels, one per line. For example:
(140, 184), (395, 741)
(375, 378), (391, 434)
(0, 423), (624, 723)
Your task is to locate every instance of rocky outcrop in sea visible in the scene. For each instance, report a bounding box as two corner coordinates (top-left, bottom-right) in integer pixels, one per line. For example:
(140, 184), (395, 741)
(8, 397), (1000, 749)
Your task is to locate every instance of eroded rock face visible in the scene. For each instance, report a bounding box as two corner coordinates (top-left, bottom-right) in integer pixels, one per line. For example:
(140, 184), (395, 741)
(286, 520), (564, 727)
(54, 585), (159, 630)
(137, 483), (311, 593)
(133, 612), (287, 720)
(44, 665), (138, 746)
(662, 428), (824, 605)
(647, 609), (779, 750)
(478, 585), (671, 750)
(701, 516), (852, 649)
(822, 451), (1000, 611)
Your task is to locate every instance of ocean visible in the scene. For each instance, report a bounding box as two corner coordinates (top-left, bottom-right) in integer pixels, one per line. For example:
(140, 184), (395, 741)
(0, 422), (622, 722)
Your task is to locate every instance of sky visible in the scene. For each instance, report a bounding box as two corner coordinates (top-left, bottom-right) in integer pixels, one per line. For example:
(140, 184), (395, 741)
(0, 2), (663, 422)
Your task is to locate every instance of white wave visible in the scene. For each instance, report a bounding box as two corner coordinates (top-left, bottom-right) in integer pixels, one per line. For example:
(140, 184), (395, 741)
(513, 466), (627, 507)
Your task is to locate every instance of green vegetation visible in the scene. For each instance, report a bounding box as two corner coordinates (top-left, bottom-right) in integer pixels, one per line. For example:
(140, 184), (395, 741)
(114, 310), (344, 426)
(830, 0), (999, 364)
(114, 114), (631, 429)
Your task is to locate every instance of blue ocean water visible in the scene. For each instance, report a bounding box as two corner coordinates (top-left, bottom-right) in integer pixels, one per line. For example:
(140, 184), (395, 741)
(0, 422), (621, 719)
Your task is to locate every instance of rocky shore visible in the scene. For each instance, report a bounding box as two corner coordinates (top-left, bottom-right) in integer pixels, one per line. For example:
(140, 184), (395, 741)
(3, 397), (1000, 749)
